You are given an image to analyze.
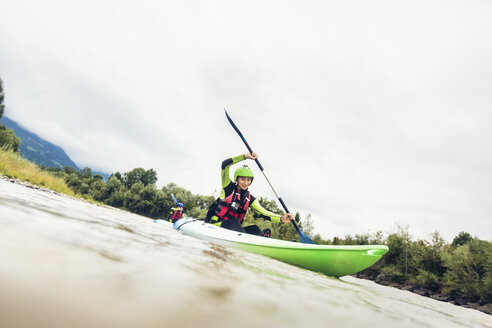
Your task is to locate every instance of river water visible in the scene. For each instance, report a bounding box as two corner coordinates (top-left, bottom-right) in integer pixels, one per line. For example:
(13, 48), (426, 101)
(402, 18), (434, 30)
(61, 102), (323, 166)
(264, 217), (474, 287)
(0, 178), (490, 328)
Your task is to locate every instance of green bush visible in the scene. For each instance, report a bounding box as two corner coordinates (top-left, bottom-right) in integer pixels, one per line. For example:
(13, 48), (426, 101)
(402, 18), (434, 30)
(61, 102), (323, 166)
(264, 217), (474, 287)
(443, 238), (489, 301)
(381, 265), (405, 283)
(482, 245), (492, 303)
(0, 124), (20, 152)
(414, 269), (440, 291)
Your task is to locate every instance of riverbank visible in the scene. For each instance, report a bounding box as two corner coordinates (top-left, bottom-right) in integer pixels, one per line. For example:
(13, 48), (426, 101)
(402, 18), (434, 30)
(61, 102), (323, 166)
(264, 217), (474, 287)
(1, 174), (66, 195)
(0, 148), (74, 195)
(354, 272), (492, 315)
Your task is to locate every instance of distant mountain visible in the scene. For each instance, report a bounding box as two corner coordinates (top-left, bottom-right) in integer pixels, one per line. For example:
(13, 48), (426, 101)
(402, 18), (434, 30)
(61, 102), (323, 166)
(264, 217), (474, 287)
(1, 116), (109, 180)
(1, 116), (79, 169)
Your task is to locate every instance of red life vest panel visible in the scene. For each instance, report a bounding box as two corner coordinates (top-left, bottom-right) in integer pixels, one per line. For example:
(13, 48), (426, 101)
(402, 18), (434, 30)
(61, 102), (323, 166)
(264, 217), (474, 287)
(216, 187), (251, 223)
(170, 210), (182, 223)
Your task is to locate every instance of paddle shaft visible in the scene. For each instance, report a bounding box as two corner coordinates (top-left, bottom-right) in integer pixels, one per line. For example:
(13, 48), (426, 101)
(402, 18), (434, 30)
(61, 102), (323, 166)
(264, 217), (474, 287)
(171, 193), (179, 206)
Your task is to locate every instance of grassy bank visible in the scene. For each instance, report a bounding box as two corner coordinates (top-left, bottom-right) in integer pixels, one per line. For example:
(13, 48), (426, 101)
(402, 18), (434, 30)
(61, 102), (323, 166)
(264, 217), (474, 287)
(0, 148), (75, 196)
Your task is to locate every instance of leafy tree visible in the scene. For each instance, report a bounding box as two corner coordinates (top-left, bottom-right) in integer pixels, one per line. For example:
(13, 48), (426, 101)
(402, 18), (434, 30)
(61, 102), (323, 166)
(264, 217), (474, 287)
(295, 212), (301, 223)
(80, 167), (92, 179)
(105, 189), (127, 208)
(355, 233), (370, 245)
(332, 236), (342, 245)
(386, 226), (411, 273)
(443, 238), (489, 301)
(100, 176), (126, 200)
(79, 182), (90, 194)
(87, 176), (105, 199)
(312, 233), (331, 245)
(64, 166), (77, 175)
(108, 172), (124, 182)
(0, 124), (20, 152)
(370, 230), (384, 244)
(148, 189), (168, 219)
(120, 181), (153, 215)
(0, 78), (20, 152)
(123, 168), (158, 189)
(273, 220), (298, 241)
(414, 269), (440, 291)
(343, 234), (354, 245)
(301, 213), (315, 237)
(380, 225), (412, 281)
(482, 243), (492, 303)
(452, 231), (472, 247)
(93, 174), (104, 181)
(422, 231), (447, 276)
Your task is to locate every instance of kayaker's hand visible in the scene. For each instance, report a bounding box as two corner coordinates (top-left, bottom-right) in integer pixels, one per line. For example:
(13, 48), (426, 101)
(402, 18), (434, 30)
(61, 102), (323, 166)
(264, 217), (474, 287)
(245, 152), (258, 160)
(281, 213), (295, 223)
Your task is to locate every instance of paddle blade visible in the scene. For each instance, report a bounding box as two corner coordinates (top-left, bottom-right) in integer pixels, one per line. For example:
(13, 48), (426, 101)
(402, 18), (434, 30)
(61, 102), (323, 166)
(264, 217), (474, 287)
(290, 218), (316, 244)
(298, 231), (316, 244)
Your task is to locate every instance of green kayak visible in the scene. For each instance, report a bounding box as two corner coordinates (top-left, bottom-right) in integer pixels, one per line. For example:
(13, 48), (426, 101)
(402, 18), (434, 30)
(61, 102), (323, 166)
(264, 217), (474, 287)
(173, 218), (388, 277)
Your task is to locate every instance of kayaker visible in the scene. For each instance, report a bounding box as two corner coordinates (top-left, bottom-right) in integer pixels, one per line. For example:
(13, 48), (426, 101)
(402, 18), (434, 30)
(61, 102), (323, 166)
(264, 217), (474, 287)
(205, 152), (294, 237)
(168, 203), (186, 223)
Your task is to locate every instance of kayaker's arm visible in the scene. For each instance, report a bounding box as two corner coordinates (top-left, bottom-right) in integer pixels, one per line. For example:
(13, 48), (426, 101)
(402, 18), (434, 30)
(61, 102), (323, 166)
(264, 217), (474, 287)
(250, 199), (295, 223)
(250, 199), (282, 223)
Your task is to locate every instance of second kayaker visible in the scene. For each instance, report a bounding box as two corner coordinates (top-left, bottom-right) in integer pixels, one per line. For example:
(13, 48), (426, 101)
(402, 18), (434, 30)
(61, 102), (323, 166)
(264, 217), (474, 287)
(205, 152), (294, 237)
(168, 203), (186, 223)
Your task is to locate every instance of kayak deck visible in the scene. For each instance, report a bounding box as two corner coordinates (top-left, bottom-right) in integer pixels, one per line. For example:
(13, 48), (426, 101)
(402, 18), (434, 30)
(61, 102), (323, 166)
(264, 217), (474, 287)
(174, 218), (388, 277)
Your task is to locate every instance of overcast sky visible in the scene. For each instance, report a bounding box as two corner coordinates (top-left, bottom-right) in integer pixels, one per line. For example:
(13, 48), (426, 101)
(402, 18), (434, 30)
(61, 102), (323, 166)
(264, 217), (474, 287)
(1, 0), (491, 241)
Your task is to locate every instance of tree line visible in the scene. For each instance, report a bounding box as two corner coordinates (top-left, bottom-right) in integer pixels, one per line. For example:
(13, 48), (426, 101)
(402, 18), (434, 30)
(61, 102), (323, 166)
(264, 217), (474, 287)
(0, 76), (21, 151)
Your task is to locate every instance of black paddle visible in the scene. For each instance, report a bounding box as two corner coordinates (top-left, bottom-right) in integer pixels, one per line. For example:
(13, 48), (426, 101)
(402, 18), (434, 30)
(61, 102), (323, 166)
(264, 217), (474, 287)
(224, 109), (315, 244)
